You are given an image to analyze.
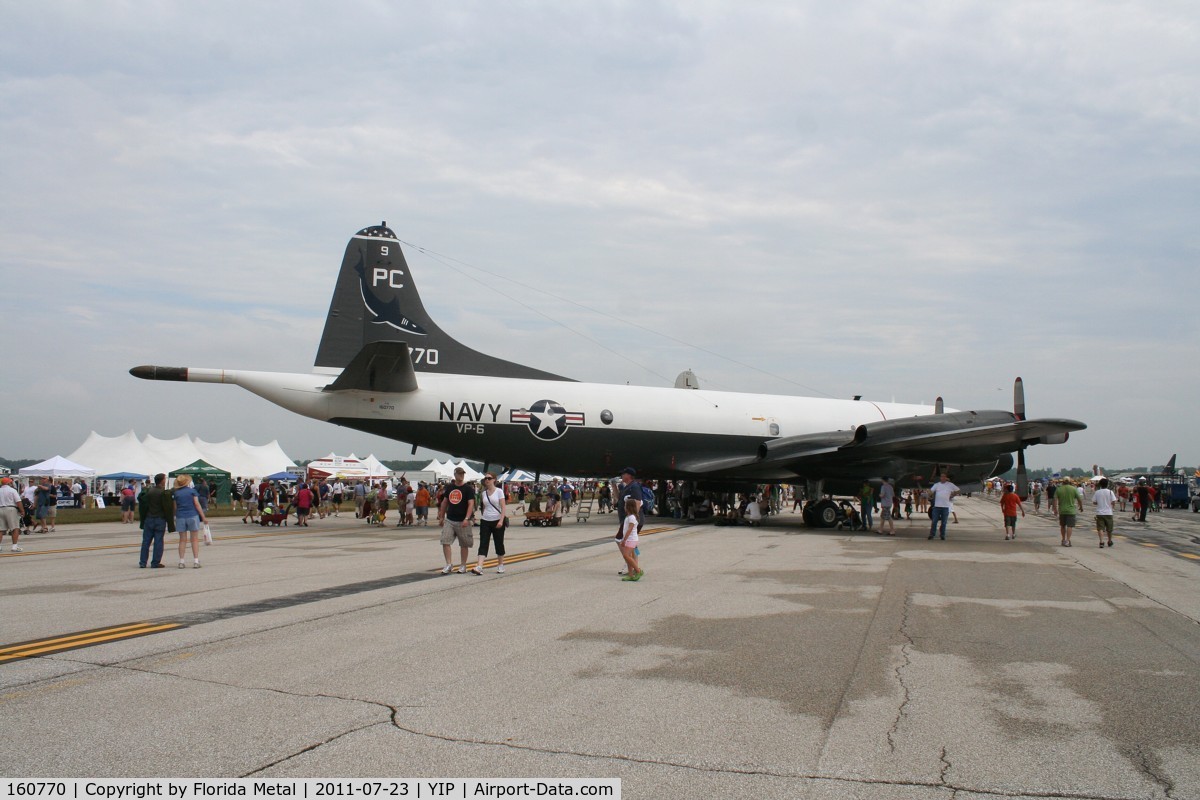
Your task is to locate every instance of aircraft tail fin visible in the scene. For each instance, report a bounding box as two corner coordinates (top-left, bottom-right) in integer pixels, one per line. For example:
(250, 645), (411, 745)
(314, 222), (572, 382)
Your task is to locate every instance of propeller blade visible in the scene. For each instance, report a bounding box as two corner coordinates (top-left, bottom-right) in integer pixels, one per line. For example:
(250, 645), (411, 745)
(1016, 447), (1029, 500)
(935, 396), (943, 414)
(1014, 377), (1026, 421)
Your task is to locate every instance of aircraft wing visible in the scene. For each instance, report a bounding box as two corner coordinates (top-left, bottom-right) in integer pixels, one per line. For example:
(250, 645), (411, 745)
(678, 412), (1086, 478)
(323, 341), (418, 393)
(842, 416), (1085, 457)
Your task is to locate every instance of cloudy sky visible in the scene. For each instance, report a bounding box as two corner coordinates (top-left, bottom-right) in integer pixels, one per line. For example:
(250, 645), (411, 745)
(2, 1), (1197, 471)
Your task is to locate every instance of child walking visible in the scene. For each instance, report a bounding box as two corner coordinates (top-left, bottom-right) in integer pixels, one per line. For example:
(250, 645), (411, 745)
(618, 497), (642, 581)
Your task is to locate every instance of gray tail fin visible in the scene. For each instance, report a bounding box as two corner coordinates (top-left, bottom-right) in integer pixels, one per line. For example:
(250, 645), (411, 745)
(314, 222), (571, 382)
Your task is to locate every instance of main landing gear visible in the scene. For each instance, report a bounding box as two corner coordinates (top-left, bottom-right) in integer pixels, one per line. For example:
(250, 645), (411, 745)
(802, 499), (840, 528)
(800, 479), (841, 528)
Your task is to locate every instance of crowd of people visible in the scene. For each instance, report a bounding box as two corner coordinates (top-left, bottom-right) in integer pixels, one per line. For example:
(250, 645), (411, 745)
(157, 468), (647, 580)
(0, 476), (71, 551)
(4, 464), (1189, 576)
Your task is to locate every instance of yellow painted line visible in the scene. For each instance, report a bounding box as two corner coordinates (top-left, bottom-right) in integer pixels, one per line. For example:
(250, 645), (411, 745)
(0, 624), (181, 662)
(0, 622), (166, 656)
(1140, 542), (1160, 548)
(429, 550), (552, 572)
(202, 528), (342, 543)
(1179, 553), (1200, 560)
(496, 551), (551, 565)
(0, 623), (182, 663)
(0, 542), (142, 557)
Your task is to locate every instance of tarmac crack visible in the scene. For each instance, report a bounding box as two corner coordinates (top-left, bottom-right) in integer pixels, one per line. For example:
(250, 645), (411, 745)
(239, 722), (391, 777)
(29, 648), (1151, 798)
(1132, 745), (1176, 800)
(379, 706), (1151, 800)
(886, 591), (916, 753)
(78, 661), (396, 777)
(109, 665), (1133, 800)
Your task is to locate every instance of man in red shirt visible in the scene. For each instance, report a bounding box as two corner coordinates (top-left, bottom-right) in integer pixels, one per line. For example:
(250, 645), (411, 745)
(295, 482), (314, 526)
(1000, 483), (1026, 540)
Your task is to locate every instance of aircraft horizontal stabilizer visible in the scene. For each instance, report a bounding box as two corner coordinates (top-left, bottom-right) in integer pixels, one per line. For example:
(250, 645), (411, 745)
(323, 341), (418, 394)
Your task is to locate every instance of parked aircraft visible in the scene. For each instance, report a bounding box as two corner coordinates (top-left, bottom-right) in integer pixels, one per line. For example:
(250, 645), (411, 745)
(131, 222), (1085, 526)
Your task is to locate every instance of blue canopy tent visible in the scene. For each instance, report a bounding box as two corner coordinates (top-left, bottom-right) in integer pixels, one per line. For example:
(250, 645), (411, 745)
(266, 471), (300, 482)
(98, 472), (149, 481)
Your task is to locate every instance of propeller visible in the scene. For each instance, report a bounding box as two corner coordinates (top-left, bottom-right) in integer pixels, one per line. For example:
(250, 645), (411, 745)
(1014, 377), (1029, 499)
(935, 396), (943, 414)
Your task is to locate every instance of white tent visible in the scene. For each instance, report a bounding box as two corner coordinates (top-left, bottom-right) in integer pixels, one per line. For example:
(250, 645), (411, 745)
(497, 468), (536, 483)
(66, 431), (295, 480)
(193, 437), (295, 479)
(420, 458), (484, 480)
(143, 434), (204, 472)
(19, 455), (95, 478)
(306, 452), (390, 480)
(445, 460), (484, 481)
(359, 454), (390, 477)
(238, 440), (297, 477)
(67, 431), (157, 477)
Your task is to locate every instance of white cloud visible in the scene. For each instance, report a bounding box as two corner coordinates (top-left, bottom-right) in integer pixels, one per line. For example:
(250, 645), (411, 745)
(1, 1), (1197, 468)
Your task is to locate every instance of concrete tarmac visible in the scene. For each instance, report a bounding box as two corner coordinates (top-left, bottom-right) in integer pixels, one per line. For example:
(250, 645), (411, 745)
(2, 498), (1199, 799)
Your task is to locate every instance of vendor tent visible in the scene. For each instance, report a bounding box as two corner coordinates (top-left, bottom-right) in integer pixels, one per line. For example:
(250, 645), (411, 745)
(424, 460), (484, 481)
(306, 453), (390, 481)
(266, 471), (300, 482)
(497, 469), (536, 483)
(19, 456), (96, 479)
(447, 460), (483, 481)
(173, 459), (232, 504)
(98, 472), (149, 481)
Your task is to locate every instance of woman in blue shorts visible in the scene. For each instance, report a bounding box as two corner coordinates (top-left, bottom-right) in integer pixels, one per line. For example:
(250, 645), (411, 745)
(173, 474), (208, 569)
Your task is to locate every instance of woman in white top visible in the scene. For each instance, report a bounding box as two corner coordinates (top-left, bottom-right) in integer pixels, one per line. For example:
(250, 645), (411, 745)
(471, 474), (508, 575)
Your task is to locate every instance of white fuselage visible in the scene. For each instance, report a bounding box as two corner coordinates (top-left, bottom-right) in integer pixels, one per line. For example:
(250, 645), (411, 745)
(187, 367), (941, 477)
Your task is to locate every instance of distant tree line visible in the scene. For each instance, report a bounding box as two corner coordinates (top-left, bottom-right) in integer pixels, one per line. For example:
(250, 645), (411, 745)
(997, 464), (1193, 481)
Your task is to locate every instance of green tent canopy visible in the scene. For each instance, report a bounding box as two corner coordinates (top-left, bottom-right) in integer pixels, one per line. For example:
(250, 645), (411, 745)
(172, 459), (232, 506)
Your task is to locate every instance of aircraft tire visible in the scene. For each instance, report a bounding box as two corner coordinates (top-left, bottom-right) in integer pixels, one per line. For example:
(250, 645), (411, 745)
(814, 499), (839, 528)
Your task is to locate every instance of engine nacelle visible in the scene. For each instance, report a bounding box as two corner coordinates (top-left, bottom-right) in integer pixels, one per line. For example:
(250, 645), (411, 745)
(1036, 433), (1069, 445)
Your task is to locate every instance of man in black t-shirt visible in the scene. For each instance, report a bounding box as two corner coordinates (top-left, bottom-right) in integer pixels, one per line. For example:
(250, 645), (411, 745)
(617, 467), (644, 534)
(437, 467), (476, 574)
(615, 467), (645, 577)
